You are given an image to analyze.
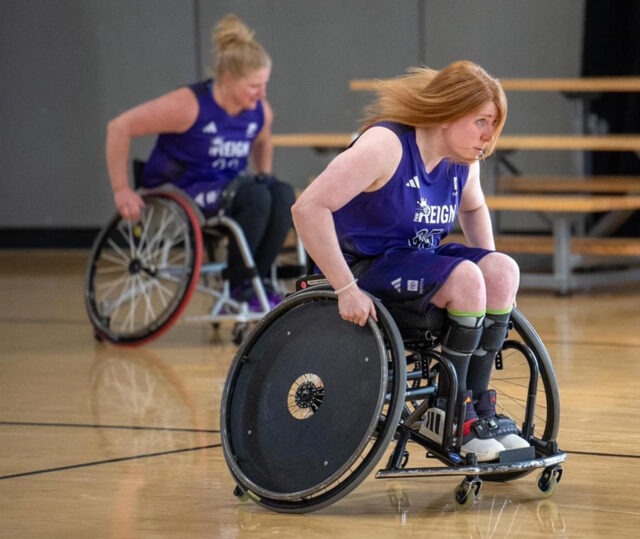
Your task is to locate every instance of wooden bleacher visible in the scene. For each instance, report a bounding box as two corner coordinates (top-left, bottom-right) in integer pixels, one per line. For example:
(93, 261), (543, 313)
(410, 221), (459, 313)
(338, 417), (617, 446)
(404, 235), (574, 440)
(445, 233), (640, 257)
(273, 77), (640, 293)
(498, 175), (640, 194)
(478, 193), (640, 293)
(273, 132), (640, 293)
(272, 133), (640, 293)
(273, 133), (640, 153)
(349, 76), (640, 93)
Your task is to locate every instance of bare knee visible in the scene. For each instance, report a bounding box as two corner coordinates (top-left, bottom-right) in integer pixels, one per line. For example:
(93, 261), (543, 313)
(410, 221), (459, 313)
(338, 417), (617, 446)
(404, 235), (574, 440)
(431, 261), (486, 312)
(478, 252), (520, 307)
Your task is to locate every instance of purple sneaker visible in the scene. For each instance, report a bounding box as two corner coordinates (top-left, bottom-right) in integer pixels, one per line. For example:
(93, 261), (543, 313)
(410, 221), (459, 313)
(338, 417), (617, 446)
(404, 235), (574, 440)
(230, 282), (253, 302)
(247, 290), (282, 312)
(268, 290), (283, 307)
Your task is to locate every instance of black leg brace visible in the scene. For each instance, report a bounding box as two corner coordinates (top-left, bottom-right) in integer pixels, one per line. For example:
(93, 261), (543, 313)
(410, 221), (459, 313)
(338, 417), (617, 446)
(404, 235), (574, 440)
(467, 312), (511, 396)
(438, 315), (484, 403)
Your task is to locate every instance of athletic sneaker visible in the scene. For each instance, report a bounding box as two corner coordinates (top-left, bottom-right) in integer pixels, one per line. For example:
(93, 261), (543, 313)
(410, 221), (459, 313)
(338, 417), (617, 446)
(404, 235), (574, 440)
(231, 281), (282, 312)
(230, 282), (255, 302)
(474, 390), (531, 450)
(420, 390), (505, 462)
(246, 290), (282, 312)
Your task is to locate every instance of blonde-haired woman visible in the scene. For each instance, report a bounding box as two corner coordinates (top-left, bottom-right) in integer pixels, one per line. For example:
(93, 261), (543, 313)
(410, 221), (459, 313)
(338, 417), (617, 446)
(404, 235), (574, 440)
(293, 60), (527, 462)
(106, 14), (294, 309)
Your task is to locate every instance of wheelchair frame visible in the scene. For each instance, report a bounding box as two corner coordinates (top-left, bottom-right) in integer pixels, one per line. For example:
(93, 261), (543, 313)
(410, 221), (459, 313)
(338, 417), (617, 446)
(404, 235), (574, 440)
(85, 186), (305, 345)
(220, 283), (567, 513)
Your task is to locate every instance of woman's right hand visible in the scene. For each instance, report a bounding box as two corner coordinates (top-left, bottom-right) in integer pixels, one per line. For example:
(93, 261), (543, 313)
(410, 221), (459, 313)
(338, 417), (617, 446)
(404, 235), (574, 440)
(114, 187), (145, 221)
(337, 285), (378, 327)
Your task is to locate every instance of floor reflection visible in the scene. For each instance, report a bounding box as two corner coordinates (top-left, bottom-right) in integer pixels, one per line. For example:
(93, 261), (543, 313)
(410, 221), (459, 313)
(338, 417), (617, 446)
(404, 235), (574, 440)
(382, 480), (569, 538)
(89, 347), (208, 454)
(89, 346), (219, 537)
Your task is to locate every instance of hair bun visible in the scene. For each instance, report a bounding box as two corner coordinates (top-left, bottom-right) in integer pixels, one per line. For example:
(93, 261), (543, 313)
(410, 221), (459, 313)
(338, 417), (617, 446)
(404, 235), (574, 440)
(213, 13), (255, 51)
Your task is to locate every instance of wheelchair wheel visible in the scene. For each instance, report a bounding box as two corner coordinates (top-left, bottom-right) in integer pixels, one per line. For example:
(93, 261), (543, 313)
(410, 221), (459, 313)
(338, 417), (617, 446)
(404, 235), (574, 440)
(85, 192), (203, 345)
(484, 307), (561, 481)
(220, 287), (407, 513)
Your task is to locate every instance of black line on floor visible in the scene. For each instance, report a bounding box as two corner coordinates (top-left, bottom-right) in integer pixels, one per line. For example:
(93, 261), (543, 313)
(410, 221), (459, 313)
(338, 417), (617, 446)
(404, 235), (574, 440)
(0, 443), (222, 480)
(565, 449), (640, 459)
(0, 420), (219, 434)
(3, 423), (638, 460)
(0, 317), (87, 326)
(540, 338), (640, 350)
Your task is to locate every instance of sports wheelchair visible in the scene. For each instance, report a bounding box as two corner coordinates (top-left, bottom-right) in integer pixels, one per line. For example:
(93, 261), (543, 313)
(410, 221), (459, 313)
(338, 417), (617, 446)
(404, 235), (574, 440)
(85, 169), (305, 346)
(220, 277), (567, 513)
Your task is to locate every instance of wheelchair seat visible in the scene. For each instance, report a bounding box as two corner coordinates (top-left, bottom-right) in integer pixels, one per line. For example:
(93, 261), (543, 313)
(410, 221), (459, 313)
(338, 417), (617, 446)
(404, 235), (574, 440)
(220, 282), (566, 513)
(383, 299), (446, 336)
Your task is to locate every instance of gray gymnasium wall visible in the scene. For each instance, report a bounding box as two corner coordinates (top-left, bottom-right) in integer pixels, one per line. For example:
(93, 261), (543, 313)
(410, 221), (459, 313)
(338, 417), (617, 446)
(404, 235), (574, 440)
(0, 0), (585, 234)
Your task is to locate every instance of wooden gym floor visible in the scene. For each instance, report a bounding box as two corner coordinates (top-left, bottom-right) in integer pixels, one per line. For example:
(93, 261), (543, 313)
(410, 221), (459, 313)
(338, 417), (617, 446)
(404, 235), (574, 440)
(1, 249), (639, 538)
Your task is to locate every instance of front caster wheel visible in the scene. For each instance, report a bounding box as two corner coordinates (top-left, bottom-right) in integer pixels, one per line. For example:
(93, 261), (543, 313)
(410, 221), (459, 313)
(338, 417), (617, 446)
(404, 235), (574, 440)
(454, 477), (481, 509)
(537, 466), (563, 497)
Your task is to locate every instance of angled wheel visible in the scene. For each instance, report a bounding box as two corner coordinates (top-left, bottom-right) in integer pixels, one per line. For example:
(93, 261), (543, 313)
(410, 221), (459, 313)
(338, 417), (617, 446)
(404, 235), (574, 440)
(85, 192), (203, 345)
(220, 287), (406, 513)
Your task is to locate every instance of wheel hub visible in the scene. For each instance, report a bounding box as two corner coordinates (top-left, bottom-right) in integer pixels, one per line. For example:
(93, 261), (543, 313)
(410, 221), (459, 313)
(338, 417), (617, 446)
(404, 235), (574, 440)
(295, 380), (323, 410)
(128, 258), (142, 274)
(288, 373), (325, 420)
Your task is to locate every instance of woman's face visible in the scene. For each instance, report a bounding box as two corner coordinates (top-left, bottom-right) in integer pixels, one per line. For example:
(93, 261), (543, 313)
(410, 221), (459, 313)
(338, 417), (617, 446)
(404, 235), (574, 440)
(226, 66), (271, 111)
(442, 101), (498, 163)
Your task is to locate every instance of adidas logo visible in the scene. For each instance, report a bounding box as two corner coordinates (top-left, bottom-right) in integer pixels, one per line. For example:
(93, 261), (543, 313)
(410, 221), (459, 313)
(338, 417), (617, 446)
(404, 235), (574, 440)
(391, 277), (402, 292)
(202, 121), (217, 134)
(405, 175), (420, 188)
(246, 122), (258, 137)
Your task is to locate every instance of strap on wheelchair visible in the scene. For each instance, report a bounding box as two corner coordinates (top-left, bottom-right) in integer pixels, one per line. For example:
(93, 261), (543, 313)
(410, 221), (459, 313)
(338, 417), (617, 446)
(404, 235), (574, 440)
(222, 266), (257, 281)
(442, 319), (483, 354)
(468, 415), (519, 439)
(383, 299), (446, 334)
(479, 320), (510, 352)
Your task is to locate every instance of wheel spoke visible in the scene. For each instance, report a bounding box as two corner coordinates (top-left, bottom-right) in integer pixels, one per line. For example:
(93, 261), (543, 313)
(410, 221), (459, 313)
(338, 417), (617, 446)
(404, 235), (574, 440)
(86, 194), (201, 344)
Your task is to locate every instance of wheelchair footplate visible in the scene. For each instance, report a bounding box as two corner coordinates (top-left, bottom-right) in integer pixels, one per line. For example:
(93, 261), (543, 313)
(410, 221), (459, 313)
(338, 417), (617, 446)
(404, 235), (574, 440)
(375, 429), (567, 508)
(375, 446), (567, 479)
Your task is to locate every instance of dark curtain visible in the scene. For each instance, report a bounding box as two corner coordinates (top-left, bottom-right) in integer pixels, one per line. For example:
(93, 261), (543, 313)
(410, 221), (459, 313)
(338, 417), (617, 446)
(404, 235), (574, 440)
(582, 0), (640, 234)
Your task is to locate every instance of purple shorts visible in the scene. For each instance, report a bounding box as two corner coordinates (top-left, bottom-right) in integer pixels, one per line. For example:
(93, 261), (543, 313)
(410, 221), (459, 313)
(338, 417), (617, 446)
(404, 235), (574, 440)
(354, 242), (492, 309)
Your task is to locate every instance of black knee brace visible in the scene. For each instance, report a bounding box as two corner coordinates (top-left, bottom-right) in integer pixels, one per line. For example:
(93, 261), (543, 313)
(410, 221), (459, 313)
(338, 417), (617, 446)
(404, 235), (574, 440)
(478, 320), (509, 352)
(443, 319), (483, 354)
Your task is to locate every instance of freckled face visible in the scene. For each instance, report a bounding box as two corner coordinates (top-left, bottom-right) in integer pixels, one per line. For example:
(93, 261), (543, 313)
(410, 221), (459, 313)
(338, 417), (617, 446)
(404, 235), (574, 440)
(442, 101), (498, 163)
(227, 66), (271, 111)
